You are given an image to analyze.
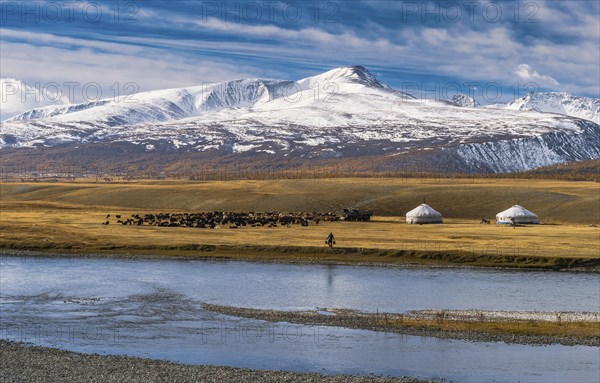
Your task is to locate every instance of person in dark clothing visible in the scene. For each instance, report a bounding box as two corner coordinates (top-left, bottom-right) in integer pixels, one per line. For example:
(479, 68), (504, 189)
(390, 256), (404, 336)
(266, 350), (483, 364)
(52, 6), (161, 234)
(325, 232), (335, 247)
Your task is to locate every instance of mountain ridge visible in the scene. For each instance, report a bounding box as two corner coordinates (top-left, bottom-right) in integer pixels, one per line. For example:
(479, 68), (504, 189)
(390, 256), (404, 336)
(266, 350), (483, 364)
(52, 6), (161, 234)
(1, 67), (599, 173)
(487, 92), (600, 124)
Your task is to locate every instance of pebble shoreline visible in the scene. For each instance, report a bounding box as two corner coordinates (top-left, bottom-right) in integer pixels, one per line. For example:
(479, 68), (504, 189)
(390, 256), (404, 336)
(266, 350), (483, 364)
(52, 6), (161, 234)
(0, 341), (433, 383)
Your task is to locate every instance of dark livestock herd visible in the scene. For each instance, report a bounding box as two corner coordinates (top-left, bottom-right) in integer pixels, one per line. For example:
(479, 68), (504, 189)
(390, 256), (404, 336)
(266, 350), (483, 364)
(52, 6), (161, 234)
(102, 211), (341, 228)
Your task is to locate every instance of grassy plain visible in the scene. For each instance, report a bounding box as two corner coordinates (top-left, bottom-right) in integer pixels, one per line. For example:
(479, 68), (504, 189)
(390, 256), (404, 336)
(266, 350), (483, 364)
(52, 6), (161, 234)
(1, 178), (598, 269)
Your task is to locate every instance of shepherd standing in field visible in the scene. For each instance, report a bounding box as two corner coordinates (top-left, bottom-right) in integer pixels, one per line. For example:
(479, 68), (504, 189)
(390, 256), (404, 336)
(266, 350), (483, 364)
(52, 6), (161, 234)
(326, 232), (335, 247)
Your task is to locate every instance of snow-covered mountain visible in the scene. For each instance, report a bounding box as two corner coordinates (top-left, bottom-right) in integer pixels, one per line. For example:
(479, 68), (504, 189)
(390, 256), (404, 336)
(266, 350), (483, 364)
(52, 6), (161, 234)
(1, 67), (599, 173)
(489, 92), (600, 124)
(0, 78), (69, 121)
(4, 66), (401, 126)
(450, 94), (478, 108)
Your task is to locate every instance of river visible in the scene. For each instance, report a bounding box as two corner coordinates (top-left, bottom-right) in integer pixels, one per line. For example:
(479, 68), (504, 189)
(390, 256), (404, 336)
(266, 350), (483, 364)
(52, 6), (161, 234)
(1, 255), (598, 382)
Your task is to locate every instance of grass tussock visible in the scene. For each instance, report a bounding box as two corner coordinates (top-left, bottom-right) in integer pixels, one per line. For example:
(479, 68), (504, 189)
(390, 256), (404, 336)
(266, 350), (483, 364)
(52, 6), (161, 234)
(380, 315), (600, 340)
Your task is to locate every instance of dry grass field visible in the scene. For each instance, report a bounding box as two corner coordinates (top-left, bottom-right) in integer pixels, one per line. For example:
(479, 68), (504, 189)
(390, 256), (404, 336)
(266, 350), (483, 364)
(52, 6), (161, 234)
(1, 178), (599, 269)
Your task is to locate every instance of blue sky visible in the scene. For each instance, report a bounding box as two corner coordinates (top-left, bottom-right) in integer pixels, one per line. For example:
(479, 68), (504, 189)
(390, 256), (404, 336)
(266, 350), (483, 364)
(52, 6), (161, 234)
(1, 0), (598, 103)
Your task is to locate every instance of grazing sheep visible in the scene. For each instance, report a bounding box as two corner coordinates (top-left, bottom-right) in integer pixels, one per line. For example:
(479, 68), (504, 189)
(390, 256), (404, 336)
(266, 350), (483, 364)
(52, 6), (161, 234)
(108, 211), (341, 230)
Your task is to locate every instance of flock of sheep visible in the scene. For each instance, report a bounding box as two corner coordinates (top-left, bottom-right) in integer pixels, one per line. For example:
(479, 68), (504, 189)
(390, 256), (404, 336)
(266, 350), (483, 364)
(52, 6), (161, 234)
(102, 211), (342, 229)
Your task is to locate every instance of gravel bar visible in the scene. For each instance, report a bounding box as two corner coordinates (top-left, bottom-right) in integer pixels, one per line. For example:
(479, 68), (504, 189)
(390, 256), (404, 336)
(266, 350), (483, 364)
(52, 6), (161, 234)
(203, 304), (600, 347)
(0, 341), (433, 383)
(409, 309), (600, 322)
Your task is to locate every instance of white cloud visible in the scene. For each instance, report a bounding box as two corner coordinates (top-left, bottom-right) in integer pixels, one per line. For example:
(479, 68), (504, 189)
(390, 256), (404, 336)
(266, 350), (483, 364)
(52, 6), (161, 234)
(0, 29), (254, 103)
(0, 78), (70, 121)
(188, 17), (394, 50)
(1, 0), (597, 101)
(514, 64), (560, 87)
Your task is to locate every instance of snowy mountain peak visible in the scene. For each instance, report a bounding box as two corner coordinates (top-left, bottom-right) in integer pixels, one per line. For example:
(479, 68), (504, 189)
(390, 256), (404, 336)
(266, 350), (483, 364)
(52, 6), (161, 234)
(504, 92), (599, 124)
(4, 66), (391, 124)
(450, 94), (478, 108)
(298, 66), (385, 89)
(196, 78), (293, 111)
(336, 65), (384, 87)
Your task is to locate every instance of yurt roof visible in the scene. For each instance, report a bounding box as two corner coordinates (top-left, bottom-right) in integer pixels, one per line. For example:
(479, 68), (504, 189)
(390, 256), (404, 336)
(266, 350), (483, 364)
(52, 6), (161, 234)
(406, 203), (442, 217)
(496, 204), (538, 218)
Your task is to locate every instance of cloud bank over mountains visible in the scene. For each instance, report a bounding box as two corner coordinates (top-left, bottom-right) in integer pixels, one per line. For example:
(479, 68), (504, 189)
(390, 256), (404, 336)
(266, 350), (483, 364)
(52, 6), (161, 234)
(1, 1), (598, 103)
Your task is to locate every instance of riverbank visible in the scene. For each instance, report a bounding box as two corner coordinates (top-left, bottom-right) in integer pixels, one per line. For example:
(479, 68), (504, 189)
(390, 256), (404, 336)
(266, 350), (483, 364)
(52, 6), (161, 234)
(2, 248), (599, 272)
(203, 304), (600, 347)
(0, 341), (432, 383)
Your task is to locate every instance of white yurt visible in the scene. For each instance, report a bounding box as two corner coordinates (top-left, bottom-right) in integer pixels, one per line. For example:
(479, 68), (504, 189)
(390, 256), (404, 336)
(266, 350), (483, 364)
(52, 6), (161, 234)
(406, 203), (443, 224)
(496, 205), (539, 224)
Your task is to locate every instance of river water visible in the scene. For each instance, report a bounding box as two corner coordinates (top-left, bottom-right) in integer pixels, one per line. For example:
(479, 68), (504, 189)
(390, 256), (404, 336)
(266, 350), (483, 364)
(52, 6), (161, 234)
(1, 256), (598, 382)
